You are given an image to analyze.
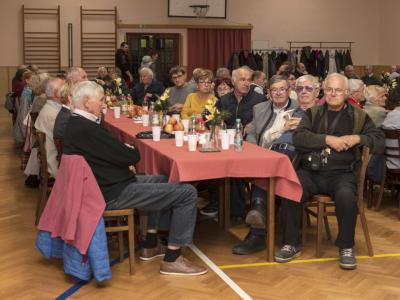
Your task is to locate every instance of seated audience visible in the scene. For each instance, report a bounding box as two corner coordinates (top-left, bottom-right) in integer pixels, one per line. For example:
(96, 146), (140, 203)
(294, 62), (308, 78)
(214, 77), (233, 99)
(63, 81), (207, 276)
(361, 65), (382, 86)
(250, 71), (267, 95)
(215, 67), (231, 80)
(232, 75), (299, 255)
(131, 67), (164, 105)
(66, 67), (88, 85)
(276, 73), (384, 270)
(389, 65), (400, 80)
(344, 65), (359, 79)
(34, 77), (65, 178)
(363, 85), (388, 127)
(347, 79), (365, 108)
(181, 69), (216, 120)
(164, 66), (196, 113)
(94, 66), (109, 89)
(53, 84), (72, 141)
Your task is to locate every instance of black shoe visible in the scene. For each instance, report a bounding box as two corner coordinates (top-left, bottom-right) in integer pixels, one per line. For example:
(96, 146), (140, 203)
(339, 248), (357, 270)
(245, 198), (266, 228)
(232, 233), (266, 255)
(275, 245), (301, 263)
(199, 200), (218, 217)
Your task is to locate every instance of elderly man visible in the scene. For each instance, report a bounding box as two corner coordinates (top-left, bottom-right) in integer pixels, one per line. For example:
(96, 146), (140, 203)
(344, 65), (359, 79)
(66, 67), (88, 85)
(216, 66), (266, 128)
(348, 79), (365, 108)
(250, 71), (267, 95)
(294, 62), (308, 78)
(275, 73), (384, 270)
(63, 81), (206, 276)
(34, 77), (65, 178)
(232, 75), (299, 255)
(361, 65), (382, 86)
(164, 66), (196, 113)
(131, 67), (164, 105)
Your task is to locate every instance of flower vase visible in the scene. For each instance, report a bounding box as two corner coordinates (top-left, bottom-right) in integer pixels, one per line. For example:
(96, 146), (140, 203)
(209, 125), (220, 150)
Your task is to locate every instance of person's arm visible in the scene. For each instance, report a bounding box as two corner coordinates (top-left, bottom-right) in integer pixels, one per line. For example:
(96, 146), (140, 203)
(293, 110), (327, 152)
(181, 94), (193, 120)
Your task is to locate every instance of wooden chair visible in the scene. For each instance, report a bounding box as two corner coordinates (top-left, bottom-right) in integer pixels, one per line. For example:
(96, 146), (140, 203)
(103, 209), (135, 275)
(35, 131), (53, 225)
(53, 143), (136, 275)
(302, 146), (374, 257)
(369, 129), (400, 211)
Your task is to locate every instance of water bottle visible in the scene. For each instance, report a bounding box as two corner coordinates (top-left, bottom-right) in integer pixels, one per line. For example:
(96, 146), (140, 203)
(149, 102), (155, 125)
(188, 114), (197, 135)
(234, 118), (243, 152)
(142, 97), (149, 114)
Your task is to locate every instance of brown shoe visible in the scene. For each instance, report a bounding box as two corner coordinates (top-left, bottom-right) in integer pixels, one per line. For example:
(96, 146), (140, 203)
(160, 255), (208, 276)
(139, 243), (167, 261)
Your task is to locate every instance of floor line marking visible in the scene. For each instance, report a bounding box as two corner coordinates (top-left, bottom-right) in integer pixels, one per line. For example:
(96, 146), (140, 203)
(189, 244), (253, 300)
(219, 253), (400, 270)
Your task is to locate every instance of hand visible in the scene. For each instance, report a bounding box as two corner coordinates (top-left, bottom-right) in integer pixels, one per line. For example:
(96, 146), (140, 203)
(169, 103), (183, 112)
(128, 165), (136, 173)
(325, 135), (348, 152)
(341, 135), (360, 148)
(284, 117), (301, 130)
(97, 79), (105, 86)
(145, 93), (152, 99)
(244, 123), (253, 136)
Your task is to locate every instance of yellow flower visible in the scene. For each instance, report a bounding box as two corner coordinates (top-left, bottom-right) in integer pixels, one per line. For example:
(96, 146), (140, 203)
(115, 78), (121, 86)
(159, 89), (170, 101)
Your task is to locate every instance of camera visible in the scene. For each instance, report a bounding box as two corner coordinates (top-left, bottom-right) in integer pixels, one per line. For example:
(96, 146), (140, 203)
(307, 152), (324, 171)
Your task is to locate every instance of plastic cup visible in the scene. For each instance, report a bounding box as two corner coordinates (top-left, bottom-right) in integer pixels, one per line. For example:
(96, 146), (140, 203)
(221, 131), (230, 150)
(152, 126), (161, 141)
(182, 119), (189, 133)
(172, 114), (180, 122)
(174, 131), (184, 147)
(142, 114), (149, 127)
(113, 106), (121, 119)
(188, 134), (197, 152)
(227, 129), (236, 145)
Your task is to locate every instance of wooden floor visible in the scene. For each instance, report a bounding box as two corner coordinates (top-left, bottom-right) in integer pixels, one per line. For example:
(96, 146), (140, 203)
(1, 107), (400, 300)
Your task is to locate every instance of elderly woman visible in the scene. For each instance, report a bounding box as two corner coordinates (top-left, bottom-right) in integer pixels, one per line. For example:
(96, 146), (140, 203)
(131, 67), (164, 105)
(363, 85), (387, 127)
(348, 79), (365, 108)
(214, 77), (233, 99)
(181, 69), (217, 120)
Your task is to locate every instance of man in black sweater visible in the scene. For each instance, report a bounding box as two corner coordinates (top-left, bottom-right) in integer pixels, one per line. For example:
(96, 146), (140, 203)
(63, 81), (206, 276)
(275, 73), (384, 270)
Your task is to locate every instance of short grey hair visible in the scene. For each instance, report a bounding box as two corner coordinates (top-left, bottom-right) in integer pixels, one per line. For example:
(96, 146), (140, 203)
(66, 67), (85, 83)
(268, 75), (289, 89)
(139, 67), (153, 78)
(45, 77), (65, 99)
(295, 75), (319, 88)
(216, 67), (231, 79)
(323, 73), (349, 90)
(232, 66), (253, 83)
(71, 81), (104, 109)
(348, 79), (365, 93)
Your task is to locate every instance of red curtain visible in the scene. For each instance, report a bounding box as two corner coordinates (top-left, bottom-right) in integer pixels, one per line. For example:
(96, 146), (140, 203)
(187, 28), (251, 76)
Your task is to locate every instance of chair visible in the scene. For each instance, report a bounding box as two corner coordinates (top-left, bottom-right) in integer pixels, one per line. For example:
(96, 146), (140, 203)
(302, 146), (373, 257)
(369, 129), (400, 211)
(53, 143), (136, 275)
(103, 209), (136, 275)
(35, 131), (53, 225)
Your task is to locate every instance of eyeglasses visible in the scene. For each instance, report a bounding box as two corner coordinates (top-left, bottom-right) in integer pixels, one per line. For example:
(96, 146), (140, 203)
(325, 87), (346, 95)
(171, 74), (183, 80)
(198, 80), (212, 85)
(295, 85), (314, 93)
(270, 87), (289, 94)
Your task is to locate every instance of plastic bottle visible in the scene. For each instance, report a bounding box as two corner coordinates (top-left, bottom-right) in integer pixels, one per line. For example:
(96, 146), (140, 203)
(234, 118), (243, 152)
(188, 114), (196, 135)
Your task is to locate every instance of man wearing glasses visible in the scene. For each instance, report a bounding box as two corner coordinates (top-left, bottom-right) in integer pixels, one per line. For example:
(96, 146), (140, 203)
(165, 66), (196, 114)
(232, 75), (298, 255)
(276, 73), (384, 270)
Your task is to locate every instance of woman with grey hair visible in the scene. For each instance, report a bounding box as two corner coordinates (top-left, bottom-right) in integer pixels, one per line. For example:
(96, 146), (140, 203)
(131, 67), (164, 105)
(348, 79), (365, 108)
(363, 84), (387, 127)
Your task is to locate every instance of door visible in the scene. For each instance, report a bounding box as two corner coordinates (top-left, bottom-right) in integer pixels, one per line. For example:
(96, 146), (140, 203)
(126, 33), (181, 87)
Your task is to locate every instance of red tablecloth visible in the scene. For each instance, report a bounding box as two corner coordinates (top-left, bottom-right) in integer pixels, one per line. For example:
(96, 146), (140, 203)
(103, 113), (302, 202)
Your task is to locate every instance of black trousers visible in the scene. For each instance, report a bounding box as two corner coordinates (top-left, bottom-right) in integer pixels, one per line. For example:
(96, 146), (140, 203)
(282, 169), (358, 249)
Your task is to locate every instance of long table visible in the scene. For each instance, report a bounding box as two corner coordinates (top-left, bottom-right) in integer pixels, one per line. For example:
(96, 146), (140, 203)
(103, 112), (302, 262)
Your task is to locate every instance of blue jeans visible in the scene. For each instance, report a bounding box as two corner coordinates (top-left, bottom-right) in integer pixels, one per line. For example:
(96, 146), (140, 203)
(106, 175), (198, 247)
